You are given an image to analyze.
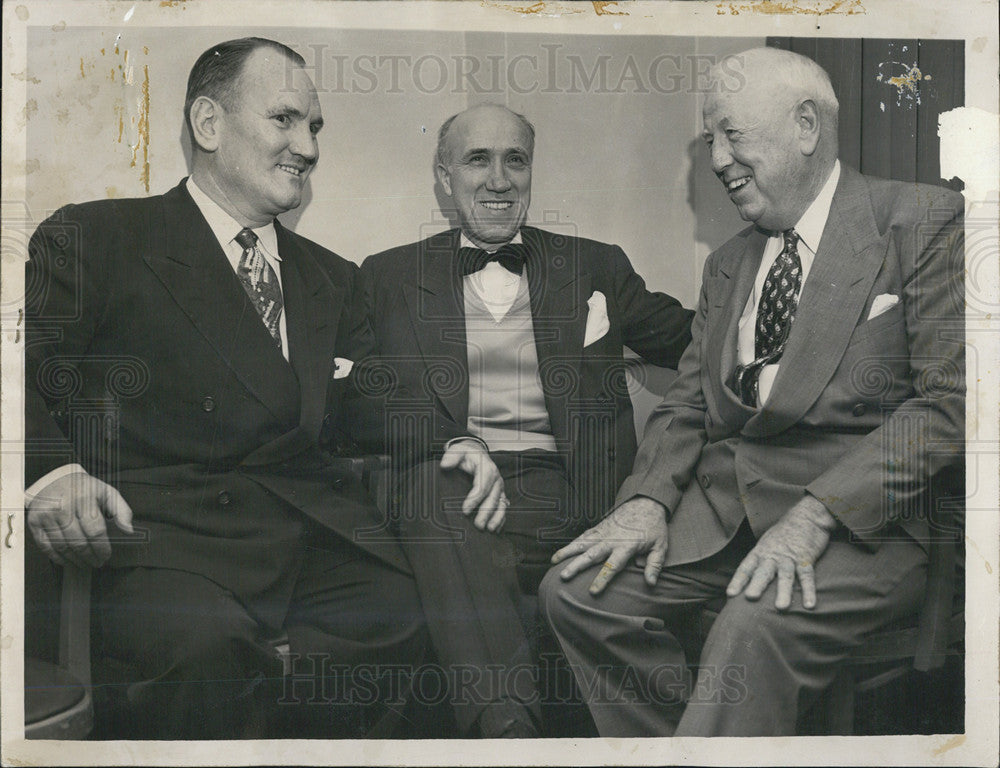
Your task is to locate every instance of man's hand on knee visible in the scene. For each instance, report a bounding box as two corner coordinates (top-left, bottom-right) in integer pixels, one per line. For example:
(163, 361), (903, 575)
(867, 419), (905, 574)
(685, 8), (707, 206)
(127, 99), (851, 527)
(550, 496), (669, 595)
(26, 469), (134, 568)
(726, 495), (837, 611)
(439, 440), (506, 532)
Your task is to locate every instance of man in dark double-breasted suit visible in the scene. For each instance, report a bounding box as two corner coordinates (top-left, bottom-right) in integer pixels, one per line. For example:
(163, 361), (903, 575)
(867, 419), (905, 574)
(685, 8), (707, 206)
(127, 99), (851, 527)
(357, 103), (694, 737)
(25, 37), (425, 739)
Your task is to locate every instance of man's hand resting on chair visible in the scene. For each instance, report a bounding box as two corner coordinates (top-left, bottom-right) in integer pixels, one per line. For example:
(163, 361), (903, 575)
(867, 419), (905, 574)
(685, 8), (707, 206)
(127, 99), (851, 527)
(26, 469), (133, 568)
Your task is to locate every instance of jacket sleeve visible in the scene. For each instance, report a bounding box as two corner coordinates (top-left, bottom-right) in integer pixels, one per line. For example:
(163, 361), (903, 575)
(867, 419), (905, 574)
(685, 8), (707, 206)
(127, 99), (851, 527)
(349, 258), (474, 464)
(24, 204), (113, 484)
(612, 258), (712, 516)
(609, 245), (694, 369)
(806, 194), (965, 541)
(324, 259), (385, 455)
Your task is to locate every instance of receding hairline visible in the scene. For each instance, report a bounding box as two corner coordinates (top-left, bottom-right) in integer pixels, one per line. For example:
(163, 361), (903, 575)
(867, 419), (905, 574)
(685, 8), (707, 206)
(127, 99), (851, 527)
(436, 104), (536, 167)
(184, 37), (307, 137)
(216, 47), (308, 110)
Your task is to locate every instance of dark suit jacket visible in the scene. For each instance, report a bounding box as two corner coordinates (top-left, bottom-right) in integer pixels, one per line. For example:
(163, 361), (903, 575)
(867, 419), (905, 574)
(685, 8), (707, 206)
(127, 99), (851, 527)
(25, 179), (410, 613)
(616, 166), (965, 566)
(357, 226), (694, 520)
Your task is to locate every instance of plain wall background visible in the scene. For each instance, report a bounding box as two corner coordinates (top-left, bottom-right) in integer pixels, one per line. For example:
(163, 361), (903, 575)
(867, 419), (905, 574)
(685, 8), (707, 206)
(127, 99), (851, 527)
(25, 26), (758, 311)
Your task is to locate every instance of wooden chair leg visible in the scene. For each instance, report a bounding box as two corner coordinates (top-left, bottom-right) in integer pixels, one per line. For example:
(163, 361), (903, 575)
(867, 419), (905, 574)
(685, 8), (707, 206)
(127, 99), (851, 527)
(25, 565), (94, 739)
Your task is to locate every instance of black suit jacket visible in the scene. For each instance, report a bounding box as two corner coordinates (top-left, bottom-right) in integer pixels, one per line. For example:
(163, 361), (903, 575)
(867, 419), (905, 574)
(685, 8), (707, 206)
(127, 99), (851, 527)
(26, 179), (410, 613)
(357, 226), (694, 520)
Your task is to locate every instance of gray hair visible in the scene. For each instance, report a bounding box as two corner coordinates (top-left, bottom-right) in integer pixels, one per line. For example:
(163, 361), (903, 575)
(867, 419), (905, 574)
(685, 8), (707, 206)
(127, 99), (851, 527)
(435, 103), (536, 167)
(715, 47), (839, 129)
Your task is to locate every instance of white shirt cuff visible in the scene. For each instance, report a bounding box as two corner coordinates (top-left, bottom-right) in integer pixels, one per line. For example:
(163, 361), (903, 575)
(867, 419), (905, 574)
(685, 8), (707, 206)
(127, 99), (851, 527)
(25, 463), (87, 503)
(444, 436), (489, 453)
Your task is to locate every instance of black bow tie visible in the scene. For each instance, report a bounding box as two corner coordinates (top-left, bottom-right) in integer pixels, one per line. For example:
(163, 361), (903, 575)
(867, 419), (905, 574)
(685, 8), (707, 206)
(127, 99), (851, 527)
(458, 243), (529, 276)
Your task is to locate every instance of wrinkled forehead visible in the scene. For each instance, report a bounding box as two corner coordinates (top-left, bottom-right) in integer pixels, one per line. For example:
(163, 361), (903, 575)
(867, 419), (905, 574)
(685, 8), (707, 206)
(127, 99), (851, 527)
(448, 108), (534, 156)
(702, 80), (778, 130)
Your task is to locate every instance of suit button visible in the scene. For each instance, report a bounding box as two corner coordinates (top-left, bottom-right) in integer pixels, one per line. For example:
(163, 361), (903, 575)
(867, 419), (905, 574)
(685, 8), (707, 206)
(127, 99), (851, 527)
(607, 448), (616, 462)
(852, 403), (867, 417)
(217, 490), (230, 506)
(333, 478), (345, 490)
(202, 396), (216, 412)
(700, 474), (712, 489)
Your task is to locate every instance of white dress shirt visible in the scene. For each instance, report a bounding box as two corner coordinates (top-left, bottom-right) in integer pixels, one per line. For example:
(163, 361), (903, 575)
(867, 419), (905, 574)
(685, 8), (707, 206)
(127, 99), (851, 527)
(737, 160), (841, 405)
(186, 177), (289, 358)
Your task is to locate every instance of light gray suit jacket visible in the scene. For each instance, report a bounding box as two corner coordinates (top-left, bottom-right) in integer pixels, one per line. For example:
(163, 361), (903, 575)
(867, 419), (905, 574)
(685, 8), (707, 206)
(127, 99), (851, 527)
(616, 165), (965, 566)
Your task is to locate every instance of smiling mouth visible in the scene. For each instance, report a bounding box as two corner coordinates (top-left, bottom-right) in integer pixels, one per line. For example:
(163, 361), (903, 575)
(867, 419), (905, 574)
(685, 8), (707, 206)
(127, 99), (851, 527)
(278, 164), (305, 177)
(725, 176), (751, 193)
(479, 201), (513, 211)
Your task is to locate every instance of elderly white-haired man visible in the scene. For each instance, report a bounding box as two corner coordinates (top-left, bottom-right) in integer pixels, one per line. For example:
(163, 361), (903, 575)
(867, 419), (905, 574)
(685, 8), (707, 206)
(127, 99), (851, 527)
(540, 46), (964, 736)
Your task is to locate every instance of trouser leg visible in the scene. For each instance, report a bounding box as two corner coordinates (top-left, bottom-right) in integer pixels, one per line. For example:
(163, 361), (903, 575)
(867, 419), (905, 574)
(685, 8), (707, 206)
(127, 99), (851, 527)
(277, 520), (428, 739)
(395, 452), (572, 735)
(95, 567), (281, 739)
(539, 524), (750, 737)
(675, 533), (927, 736)
(541, 520), (929, 737)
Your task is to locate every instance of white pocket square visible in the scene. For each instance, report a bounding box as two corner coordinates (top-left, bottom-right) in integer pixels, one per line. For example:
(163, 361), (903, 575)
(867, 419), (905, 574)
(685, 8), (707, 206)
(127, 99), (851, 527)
(333, 357), (354, 379)
(583, 291), (610, 347)
(867, 293), (900, 321)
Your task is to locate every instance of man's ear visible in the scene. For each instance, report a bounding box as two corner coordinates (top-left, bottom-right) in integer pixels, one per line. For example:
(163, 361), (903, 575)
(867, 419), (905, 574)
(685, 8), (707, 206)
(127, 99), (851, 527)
(795, 99), (822, 156)
(189, 96), (222, 153)
(435, 162), (453, 197)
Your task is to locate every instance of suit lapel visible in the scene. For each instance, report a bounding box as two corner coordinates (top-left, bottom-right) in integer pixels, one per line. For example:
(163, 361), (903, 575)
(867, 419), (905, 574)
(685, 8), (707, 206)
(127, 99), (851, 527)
(241, 227), (346, 467)
(744, 166), (890, 437)
(403, 230), (470, 427)
(142, 181), (298, 421)
(521, 227), (590, 445)
(704, 228), (765, 428)
(276, 221), (343, 441)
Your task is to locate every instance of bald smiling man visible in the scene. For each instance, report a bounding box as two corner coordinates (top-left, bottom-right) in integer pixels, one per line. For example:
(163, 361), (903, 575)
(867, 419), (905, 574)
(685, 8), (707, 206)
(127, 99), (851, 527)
(357, 103), (694, 737)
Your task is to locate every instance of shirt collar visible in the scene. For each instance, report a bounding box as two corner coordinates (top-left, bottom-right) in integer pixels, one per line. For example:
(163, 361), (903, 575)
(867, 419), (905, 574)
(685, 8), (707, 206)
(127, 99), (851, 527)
(790, 159), (840, 253)
(459, 230), (523, 253)
(186, 176), (280, 261)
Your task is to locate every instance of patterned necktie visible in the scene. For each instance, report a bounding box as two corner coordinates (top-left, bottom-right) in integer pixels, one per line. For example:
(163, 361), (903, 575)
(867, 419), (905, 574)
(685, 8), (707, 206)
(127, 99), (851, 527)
(734, 229), (802, 406)
(457, 242), (529, 276)
(234, 228), (283, 351)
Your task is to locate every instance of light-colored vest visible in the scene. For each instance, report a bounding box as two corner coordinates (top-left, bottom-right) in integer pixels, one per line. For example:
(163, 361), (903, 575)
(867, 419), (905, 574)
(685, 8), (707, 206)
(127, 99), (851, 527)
(464, 275), (557, 452)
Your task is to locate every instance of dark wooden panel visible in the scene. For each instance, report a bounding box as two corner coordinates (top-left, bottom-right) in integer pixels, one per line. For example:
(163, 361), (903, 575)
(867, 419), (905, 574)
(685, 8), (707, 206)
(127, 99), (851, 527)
(815, 38), (863, 172)
(766, 37), (964, 186)
(887, 39), (919, 183)
(860, 39), (895, 180)
(916, 39), (966, 190)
